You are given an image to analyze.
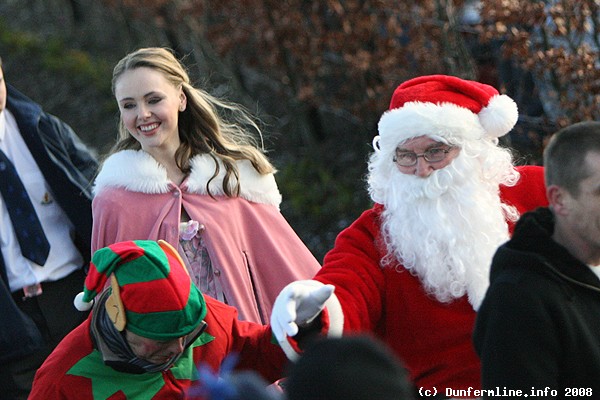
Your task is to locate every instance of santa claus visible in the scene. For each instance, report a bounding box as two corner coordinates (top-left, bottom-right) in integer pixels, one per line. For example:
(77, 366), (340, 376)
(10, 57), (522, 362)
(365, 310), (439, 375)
(271, 75), (548, 398)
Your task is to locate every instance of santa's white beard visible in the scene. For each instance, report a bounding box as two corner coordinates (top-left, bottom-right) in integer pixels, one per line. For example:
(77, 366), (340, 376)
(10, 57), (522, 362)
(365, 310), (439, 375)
(369, 143), (519, 309)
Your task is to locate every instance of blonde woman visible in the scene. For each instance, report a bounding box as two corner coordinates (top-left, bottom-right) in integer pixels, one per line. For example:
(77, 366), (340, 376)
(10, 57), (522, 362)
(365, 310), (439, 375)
(92, 47), (320, 323)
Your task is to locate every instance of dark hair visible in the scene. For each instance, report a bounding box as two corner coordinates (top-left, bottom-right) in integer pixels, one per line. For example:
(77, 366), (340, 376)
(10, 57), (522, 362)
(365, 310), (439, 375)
(544, 121), (600, 196)
(285, 335), (414, 400)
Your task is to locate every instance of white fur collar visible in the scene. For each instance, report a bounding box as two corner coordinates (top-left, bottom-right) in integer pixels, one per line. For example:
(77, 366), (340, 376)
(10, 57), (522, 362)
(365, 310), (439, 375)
(93, 150), (282, 207)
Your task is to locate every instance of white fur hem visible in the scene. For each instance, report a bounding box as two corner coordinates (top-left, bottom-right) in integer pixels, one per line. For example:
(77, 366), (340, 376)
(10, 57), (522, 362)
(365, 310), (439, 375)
(93, 150), (282, 207)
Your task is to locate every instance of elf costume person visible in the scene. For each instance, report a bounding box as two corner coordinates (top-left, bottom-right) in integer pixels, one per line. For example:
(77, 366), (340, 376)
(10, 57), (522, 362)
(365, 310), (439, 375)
(29, 240), (286, 400)
(270, 75), (549, 398)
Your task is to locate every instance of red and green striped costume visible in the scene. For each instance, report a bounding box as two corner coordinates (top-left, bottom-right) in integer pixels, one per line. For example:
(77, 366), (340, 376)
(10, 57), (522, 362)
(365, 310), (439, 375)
(29, 296), (286, 399)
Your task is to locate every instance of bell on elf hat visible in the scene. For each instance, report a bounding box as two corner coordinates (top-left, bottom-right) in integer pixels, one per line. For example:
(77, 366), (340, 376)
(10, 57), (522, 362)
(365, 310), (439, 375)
(374, 74), (518, 152)
(74, 239), (206, 341)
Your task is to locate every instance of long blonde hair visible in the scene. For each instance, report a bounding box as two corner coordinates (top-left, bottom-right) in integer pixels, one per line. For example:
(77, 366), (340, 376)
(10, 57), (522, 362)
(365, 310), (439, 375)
(109, 47), (275, 197)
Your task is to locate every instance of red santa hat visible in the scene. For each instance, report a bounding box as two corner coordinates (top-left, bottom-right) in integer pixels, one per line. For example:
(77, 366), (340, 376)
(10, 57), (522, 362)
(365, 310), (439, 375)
(376, 75), (518, 149)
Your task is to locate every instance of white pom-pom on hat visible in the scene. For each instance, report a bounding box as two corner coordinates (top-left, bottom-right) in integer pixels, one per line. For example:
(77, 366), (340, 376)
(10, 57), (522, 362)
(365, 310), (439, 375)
(74, 291), (93, 311)
(478, 93), (518, 139)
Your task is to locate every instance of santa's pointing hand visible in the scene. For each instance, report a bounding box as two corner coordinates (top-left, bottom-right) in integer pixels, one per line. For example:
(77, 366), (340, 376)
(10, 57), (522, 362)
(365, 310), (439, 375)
(270, 280), (335, 340)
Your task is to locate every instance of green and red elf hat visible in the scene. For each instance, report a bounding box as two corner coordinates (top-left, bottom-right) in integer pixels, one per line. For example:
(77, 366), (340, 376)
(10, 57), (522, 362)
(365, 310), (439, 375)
(74, 240), (206, 341)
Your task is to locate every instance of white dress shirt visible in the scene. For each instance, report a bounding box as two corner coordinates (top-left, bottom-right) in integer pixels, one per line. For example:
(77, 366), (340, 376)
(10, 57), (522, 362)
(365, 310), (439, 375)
(0, 109), (83, 293)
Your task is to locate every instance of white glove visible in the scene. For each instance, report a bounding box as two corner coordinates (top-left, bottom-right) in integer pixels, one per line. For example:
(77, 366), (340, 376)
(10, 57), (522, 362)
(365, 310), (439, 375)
(270, 280), (335, 342)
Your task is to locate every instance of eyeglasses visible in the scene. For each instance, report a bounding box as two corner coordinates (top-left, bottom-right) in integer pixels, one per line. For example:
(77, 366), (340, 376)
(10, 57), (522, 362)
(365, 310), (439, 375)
(393, 146), (455, 167)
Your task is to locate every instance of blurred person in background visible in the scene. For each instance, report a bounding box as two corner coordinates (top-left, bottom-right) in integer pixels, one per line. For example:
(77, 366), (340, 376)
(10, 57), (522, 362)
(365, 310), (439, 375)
(0, 55), (97, 399)
(284, 335), (414, 400)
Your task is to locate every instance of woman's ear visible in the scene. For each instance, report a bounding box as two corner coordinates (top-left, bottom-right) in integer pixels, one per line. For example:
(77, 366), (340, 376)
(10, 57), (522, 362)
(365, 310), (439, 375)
(179, 89), (187, 112)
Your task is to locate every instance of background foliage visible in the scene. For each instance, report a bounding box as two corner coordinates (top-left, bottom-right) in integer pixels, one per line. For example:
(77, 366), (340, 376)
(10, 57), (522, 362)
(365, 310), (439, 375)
(1, 0), (598, 260)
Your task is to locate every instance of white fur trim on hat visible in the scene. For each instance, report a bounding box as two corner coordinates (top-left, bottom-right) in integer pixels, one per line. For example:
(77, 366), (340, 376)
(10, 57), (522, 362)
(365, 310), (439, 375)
(377, 101), (486, 151)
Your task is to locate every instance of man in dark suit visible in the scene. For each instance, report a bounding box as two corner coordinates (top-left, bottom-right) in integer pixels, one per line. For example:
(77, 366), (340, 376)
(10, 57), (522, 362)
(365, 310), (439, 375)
(0, 56), (98, 399)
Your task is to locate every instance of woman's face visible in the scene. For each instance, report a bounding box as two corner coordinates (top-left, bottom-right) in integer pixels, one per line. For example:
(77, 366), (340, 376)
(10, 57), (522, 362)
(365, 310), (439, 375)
(114, 67), (186, 155)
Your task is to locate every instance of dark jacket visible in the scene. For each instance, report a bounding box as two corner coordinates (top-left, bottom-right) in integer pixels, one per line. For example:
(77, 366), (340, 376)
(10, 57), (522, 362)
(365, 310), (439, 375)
(473, 207), (600, 398)
(0, 84), (98, 362)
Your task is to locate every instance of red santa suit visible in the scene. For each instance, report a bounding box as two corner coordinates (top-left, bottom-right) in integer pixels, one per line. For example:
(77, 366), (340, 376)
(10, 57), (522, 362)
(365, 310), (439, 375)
(271, 75), (550, 398)
(311, 165), (547, 394)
